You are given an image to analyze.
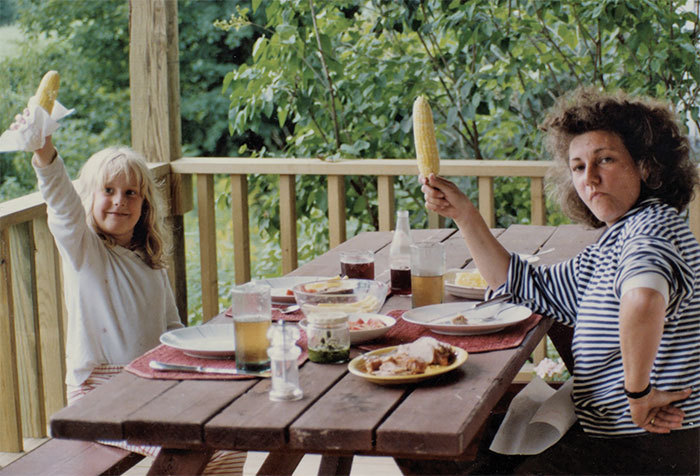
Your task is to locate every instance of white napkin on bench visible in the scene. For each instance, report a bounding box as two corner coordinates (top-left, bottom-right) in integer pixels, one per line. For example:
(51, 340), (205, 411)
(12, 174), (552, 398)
(490, 376), (576, 455)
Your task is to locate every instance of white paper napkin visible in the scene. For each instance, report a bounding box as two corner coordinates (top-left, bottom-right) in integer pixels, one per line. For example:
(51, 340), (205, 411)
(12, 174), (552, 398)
(0, 98), (74, 152)
(489, 376), (576, 455)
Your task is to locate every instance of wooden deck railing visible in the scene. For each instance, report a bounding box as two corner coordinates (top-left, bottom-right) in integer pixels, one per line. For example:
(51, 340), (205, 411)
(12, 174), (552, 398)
(1, 157), (699, 452)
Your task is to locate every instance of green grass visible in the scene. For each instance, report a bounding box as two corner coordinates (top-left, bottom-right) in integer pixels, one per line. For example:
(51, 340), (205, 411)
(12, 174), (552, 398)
(0, 24), (25, 58)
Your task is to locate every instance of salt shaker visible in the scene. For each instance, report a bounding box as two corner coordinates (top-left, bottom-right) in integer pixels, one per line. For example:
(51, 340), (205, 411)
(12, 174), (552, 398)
(266, 322), (303, 401)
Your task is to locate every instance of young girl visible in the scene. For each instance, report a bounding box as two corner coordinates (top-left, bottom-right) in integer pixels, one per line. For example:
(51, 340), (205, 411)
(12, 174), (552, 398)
(13, 112), (247, 474)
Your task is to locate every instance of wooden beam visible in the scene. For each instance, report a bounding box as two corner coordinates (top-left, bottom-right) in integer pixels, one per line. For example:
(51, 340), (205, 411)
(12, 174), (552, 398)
(129, 0), (190, 323)
(197, 175), (218, 321)
(0, 227), (22, 452)
(478, 176), (495, 228)
(279, 175), (298, 274)
(328, 176), (346, 248)
(377, 175), (395, 232)
(530, 177), (546, 226)
(230, 175), (251, 285)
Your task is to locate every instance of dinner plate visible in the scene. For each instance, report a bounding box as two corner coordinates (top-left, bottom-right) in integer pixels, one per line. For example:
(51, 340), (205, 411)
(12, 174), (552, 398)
(299, 313), (396, 344)
(402, 302), (533, 336)
(348, 345), (468, 385)
(255, 276), (328, 303)
(160, 324), (235, 359)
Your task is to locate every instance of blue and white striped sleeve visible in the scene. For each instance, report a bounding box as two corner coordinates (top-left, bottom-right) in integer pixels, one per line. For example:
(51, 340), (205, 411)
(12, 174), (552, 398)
(488, 252), (583, 327)
(615, 234), (695, 321)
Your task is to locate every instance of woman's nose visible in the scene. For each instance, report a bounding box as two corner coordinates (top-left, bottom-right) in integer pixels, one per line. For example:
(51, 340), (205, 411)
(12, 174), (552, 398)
(583, 165), (599, 185)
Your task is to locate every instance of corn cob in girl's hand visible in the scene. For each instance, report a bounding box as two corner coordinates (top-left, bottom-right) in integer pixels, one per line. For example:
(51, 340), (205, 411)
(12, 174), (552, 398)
(413, 95), (440, 177)
(34, 70), (60, 114)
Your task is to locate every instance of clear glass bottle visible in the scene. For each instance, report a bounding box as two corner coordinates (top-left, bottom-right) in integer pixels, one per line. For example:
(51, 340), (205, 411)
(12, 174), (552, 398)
(267, 322), (303, 401)
(390, 210), (413, 295)
(306, 311), (350, 363)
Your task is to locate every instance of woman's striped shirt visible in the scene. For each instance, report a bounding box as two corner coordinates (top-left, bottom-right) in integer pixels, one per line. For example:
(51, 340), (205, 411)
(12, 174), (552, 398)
(497, 198), (700, 436)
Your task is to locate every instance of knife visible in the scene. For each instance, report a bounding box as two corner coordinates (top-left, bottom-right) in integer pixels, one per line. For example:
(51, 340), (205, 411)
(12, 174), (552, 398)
(427, 293), (518, 323)
(149, 360), (270, 377)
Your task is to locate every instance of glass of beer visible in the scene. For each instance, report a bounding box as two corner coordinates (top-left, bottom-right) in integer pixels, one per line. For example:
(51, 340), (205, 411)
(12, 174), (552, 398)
(410, 242), (445, 308)
(231, 282), (272, 372)
(340, 250), (375, 279)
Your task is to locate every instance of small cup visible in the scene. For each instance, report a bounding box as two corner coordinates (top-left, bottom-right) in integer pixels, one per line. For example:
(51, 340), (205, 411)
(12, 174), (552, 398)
(340, 250), (375, 280)
(410, 242), (445, 308)
(231, 283), (272, 372)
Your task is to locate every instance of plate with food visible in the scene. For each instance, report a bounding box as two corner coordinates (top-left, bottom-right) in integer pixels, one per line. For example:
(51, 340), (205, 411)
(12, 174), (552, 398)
(293, 278), (388, 316)
(444, 269), (487, 300)
(299, 313), (396, 344)
(254, 276), (328, 303)
(402, 301), (533, 336)
(348, 336), (468, 384)
(160, 324), (235, 359)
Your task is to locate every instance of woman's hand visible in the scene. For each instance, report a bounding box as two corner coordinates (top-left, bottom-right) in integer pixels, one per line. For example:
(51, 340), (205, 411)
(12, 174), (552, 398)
(628, 387), (691, 433)
(420, 173), (475, 223)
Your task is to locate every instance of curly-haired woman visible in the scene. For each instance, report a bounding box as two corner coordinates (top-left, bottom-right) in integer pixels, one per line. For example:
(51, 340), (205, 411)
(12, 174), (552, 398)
(421, 87), (699, 474)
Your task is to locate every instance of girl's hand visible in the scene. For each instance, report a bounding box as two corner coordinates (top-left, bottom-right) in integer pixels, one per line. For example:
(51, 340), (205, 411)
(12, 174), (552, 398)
(628, 387), (691, 433)
(420, 173), (474, 222)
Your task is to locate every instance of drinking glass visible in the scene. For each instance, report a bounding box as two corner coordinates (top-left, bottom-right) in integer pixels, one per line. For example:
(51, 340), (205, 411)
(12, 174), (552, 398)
(339, 250), (375, 279)
(410, 242), (445, 308)
(231, 283), (272, 372)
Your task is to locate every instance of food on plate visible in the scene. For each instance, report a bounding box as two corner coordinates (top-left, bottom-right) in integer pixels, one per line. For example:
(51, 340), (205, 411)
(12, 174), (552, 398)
(301, 276), (353, 294)
(454, 270), (487, 288)
(450, 314), (469, 325)
(360, 337), (456, 376)
(303, 294), (380, 314)
(413, 95), (440, 177)
(35, 70), (60, 114)
(285, 289), (294, 296)
(349, 316), (386, 331)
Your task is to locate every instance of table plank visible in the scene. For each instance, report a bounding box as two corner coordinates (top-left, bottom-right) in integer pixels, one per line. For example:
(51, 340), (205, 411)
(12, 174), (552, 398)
(374, 317), (551, 457)
(205, 360), (348, 450)
(124, 379), (258, 448)
(289, 372), (406, 452)
(50, 372), (178, 441)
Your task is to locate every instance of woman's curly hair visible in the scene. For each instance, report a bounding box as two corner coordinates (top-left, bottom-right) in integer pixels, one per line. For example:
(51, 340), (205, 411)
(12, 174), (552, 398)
(541, 87), (698, 228)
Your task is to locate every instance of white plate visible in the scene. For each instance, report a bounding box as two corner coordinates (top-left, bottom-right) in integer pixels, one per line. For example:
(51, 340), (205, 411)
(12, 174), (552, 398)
(402, 302), (533, 336)
(299, 313), (396, 344)
(255, 276), (328, 303)
(443, 269), (486, 299)
(160, 324), (235, 359)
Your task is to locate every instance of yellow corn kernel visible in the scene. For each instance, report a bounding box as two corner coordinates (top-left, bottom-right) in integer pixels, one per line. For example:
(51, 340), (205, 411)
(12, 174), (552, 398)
(412, 95), (440, 177)
(35, 70), (60, 114)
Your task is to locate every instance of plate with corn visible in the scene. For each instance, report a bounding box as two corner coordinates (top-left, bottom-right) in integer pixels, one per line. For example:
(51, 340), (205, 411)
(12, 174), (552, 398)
(444, 268), (487, 300)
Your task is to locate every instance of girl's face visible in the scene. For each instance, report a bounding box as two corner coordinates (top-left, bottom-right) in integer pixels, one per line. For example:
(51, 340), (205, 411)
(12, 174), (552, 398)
(92, 172), (144, 247)
(569, 130), (642, 227)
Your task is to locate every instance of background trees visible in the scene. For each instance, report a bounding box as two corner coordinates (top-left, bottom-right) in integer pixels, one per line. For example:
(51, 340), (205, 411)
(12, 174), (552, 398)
(1, 0), (698, 320)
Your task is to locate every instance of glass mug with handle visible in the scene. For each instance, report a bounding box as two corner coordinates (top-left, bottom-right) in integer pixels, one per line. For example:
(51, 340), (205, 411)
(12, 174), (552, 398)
(410, 242), (445, 308)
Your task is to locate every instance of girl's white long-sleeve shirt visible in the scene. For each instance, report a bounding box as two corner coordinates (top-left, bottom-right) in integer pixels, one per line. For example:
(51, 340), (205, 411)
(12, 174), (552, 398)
(35, 156), (183, 387)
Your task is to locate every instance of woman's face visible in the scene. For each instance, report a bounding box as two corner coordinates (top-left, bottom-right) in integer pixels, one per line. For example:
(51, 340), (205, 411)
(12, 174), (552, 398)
(569, 130), (642, 227)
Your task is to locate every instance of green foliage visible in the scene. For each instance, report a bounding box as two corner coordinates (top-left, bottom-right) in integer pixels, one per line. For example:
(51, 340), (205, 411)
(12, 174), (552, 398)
(218, 0), (699, 231)
(0, 0), (17, 26)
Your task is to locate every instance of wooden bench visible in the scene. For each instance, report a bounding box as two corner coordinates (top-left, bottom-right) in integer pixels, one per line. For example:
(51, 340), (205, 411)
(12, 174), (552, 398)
(0, 439), (143, 476)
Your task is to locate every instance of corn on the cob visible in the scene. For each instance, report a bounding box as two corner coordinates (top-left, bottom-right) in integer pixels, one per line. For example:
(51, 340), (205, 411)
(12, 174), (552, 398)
(35, 71), (60, 114)
(413, 95), (440, 177)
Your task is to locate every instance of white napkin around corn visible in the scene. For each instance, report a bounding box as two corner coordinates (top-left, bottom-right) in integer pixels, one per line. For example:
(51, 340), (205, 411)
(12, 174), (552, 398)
(489, 376), (576, 455)
(0, 97), (74, 152)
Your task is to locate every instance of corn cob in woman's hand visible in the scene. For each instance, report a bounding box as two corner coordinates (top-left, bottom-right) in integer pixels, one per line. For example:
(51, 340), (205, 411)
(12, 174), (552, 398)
(413, 95), (440, 177)
(35, 70), (60, 114)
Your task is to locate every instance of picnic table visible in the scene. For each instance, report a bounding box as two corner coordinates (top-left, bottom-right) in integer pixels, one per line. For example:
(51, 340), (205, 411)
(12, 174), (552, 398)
(49, 224), (603, 475)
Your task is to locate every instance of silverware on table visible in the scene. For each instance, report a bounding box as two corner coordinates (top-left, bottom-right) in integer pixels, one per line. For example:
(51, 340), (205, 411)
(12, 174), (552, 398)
(149, 360), (270, 377)
(279, 304), (300, 314)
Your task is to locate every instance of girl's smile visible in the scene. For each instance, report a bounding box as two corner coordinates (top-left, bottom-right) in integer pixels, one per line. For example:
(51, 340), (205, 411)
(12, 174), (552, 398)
(92, 173), (143, 247)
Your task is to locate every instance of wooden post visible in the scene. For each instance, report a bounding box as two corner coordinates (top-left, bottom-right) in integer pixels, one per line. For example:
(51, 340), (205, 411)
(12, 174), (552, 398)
(377, 175), (395, 232)
(231, 175), (251, 285)
(328, 176), (346, 247)
(690, 183), (700, 241)
(530, 177), (546, 226)
(197, 175), (219, 321)
(478, 176), (495, 228)
(0, 228), (22, 452)
(129, 0), (192, 324)
(279, 175), (298, 274)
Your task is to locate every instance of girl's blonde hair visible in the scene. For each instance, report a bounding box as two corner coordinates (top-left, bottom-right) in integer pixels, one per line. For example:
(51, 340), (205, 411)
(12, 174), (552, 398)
(77, 146), (171, 269)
